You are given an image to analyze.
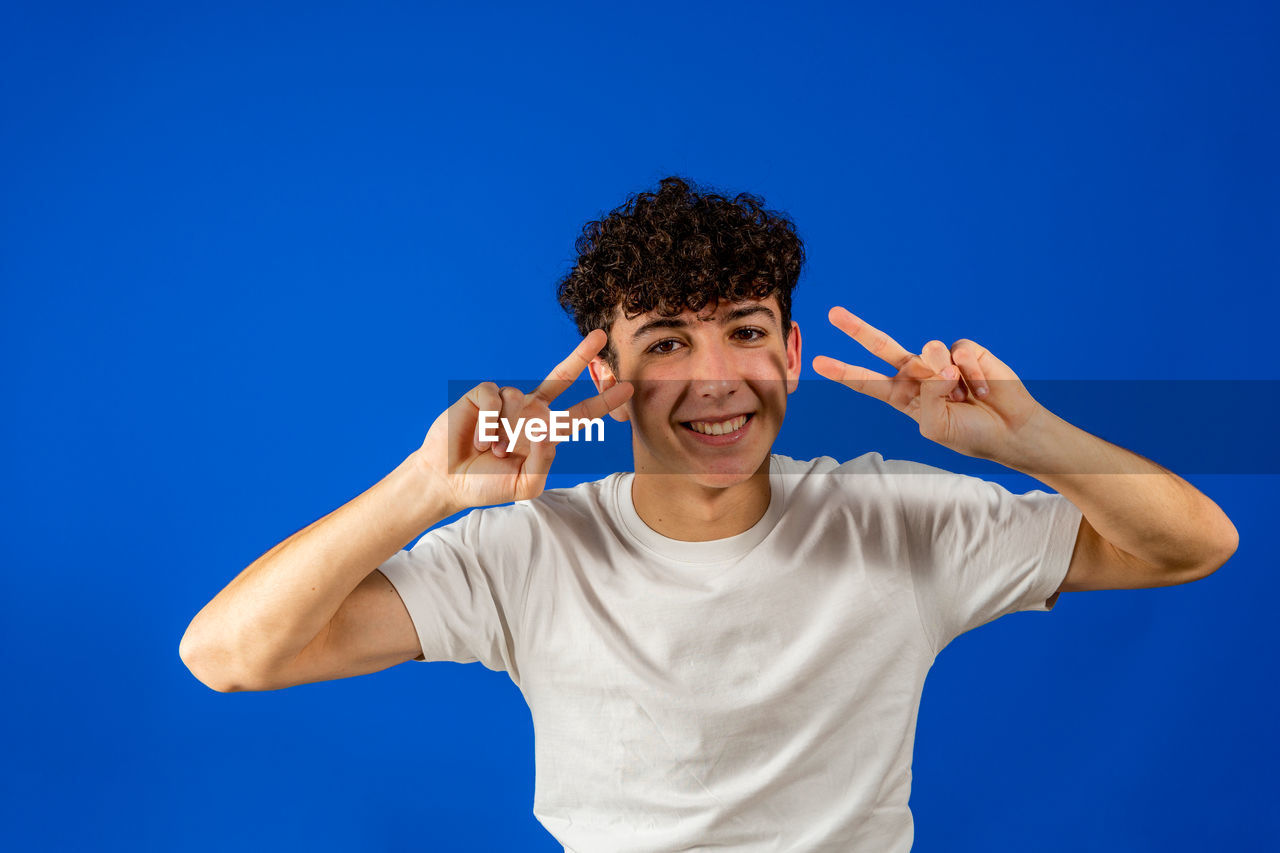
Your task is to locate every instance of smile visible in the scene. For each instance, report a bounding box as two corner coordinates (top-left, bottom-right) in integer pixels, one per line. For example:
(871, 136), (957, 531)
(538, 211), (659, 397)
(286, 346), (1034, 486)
(679, 413), (754, 442)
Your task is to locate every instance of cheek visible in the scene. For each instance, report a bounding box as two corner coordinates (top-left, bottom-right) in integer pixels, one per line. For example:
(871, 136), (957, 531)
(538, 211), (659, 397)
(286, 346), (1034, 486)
(748, 379), (789, 415)
(738, 348), (789, 378)
(632, 386), (677, 425)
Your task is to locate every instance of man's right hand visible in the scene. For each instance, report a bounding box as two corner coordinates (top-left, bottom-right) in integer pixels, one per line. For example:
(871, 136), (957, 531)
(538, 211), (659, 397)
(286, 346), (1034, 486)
(411, 329), (633, 515)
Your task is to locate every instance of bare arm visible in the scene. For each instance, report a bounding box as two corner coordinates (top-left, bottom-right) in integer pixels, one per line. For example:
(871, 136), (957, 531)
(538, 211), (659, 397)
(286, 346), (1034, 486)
(1012, 408), (1237, 590)
(815, 308), (1237, 590)
(178, 330), (632, 693)
(178, 452), (455, 692)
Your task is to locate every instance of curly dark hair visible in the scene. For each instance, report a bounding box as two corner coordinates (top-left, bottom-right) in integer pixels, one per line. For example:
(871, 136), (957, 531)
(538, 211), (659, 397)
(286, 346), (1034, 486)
(557, 175), (805, 370)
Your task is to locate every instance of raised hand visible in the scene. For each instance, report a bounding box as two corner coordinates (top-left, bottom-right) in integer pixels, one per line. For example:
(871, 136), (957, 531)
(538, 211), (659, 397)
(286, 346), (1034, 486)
(413, 329), (634, 513)
(811, 306), (1046, 462)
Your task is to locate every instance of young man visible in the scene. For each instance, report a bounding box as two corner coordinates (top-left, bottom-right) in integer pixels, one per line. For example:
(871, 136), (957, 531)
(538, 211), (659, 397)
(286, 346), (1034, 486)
(180, 177), (1237, 852)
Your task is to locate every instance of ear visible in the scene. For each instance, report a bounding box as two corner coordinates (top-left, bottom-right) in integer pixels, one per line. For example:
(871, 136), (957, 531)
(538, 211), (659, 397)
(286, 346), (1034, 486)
(588, 356), (631, 422)
(785, 321), (803, 394)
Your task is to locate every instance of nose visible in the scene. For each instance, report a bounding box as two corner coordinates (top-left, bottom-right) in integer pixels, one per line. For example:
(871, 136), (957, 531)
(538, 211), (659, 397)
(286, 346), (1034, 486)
(689, 340), (743, 401)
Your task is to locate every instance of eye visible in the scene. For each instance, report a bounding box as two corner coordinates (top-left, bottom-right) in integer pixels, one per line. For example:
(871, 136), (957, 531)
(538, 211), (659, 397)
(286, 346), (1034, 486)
(646, 338), (684, 355)
(733, 326), (767, 342)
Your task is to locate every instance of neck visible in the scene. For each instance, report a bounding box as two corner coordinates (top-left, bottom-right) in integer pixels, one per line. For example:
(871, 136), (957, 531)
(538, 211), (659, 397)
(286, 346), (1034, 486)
(630, 457), (772, 542)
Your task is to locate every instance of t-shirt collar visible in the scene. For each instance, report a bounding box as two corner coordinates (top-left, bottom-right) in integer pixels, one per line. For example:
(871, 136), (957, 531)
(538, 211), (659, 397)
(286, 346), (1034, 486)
(612, 455), (785, 564)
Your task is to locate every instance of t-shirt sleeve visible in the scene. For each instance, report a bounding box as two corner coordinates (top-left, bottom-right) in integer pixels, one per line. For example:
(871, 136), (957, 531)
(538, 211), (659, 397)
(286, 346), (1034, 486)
(887, 458), (1084, 655)
(375, 504), (529, 675)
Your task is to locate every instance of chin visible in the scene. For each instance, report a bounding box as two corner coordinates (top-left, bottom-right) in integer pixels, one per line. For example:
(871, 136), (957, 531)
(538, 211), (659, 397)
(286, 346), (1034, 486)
(685, 454), (771, 490)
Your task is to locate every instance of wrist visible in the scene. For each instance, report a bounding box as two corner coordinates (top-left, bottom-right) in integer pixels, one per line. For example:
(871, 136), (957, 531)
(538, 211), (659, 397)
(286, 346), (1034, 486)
(400, 450), (463, 526)
(989, 404), (1073, 476)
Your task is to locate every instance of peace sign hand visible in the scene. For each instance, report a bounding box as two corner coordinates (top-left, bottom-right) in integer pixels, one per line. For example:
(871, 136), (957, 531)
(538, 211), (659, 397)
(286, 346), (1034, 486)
(414, 329), (634, 514)
(811, 307), (1046, 463)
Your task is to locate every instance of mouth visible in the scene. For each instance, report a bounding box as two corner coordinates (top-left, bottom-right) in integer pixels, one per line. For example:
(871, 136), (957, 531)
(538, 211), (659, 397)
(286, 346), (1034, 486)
(679, 413), (754, 444)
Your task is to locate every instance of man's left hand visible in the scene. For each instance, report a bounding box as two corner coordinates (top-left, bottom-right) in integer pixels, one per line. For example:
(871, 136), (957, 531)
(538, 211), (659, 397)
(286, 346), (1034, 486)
(812, 306), (1048, 464)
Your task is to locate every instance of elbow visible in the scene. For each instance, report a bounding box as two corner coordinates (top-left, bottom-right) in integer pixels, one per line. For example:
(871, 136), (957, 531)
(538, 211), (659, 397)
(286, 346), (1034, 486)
(179, 626), (254, 693)
(1206, 519), (1240, 577)
(1185, 517), (1239, 583)
(179, 653), (233, 694)
(194, 674), (243, 693)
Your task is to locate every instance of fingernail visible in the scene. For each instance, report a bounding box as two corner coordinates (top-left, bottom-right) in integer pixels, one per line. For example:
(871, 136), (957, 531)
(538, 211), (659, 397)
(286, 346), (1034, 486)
(977, 386), (988, 397)
(942, 366), (957, 379)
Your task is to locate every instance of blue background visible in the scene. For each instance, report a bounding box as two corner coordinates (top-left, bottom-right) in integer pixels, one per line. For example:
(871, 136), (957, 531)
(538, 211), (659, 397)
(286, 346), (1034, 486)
(2, 1), (1276, 850)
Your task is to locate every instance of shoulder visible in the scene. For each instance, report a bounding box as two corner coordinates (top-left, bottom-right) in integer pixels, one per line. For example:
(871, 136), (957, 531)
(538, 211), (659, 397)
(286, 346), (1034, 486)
(417, 473), (624, 564)
(460, 472), (623, 542)
(525, 473), (621, 518)
(771, 450), (917, 496)
(771, 451), (1009, 517)
(768, 452), (894, 523)
(771, 450), (948, 478)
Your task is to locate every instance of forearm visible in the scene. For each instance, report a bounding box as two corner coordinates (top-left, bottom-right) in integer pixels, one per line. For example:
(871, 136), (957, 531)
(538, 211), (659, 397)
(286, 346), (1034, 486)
(1002, 407), (1238, 574)
(180, 450), (457, 687)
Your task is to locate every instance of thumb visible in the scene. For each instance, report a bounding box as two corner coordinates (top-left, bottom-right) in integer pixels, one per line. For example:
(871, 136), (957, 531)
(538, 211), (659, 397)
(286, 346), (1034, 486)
(918, 366), (960, 442)
(514, 431), (556, 500)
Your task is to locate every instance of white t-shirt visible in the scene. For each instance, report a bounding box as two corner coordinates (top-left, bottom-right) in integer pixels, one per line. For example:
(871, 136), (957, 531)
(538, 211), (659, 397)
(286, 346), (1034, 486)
(377, 452), (1083, 852)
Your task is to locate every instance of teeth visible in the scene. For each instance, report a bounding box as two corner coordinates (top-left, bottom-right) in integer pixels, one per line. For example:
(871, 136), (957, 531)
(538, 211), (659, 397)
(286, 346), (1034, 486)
(688, 415), (748, 435)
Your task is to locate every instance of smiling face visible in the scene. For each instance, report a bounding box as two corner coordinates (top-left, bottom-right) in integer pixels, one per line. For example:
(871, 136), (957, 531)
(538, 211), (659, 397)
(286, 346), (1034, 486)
(588, 295), (802, 489)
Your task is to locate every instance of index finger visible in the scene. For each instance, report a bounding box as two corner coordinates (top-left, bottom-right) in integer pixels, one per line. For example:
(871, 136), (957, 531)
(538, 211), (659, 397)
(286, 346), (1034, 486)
(828, 307), (915, 370)
(530, 328), (609, 404)
(566, 379), (634, 423)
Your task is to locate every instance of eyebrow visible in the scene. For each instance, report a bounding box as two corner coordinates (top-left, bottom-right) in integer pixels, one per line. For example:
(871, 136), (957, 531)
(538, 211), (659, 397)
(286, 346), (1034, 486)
(630, 305), (778, 342)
